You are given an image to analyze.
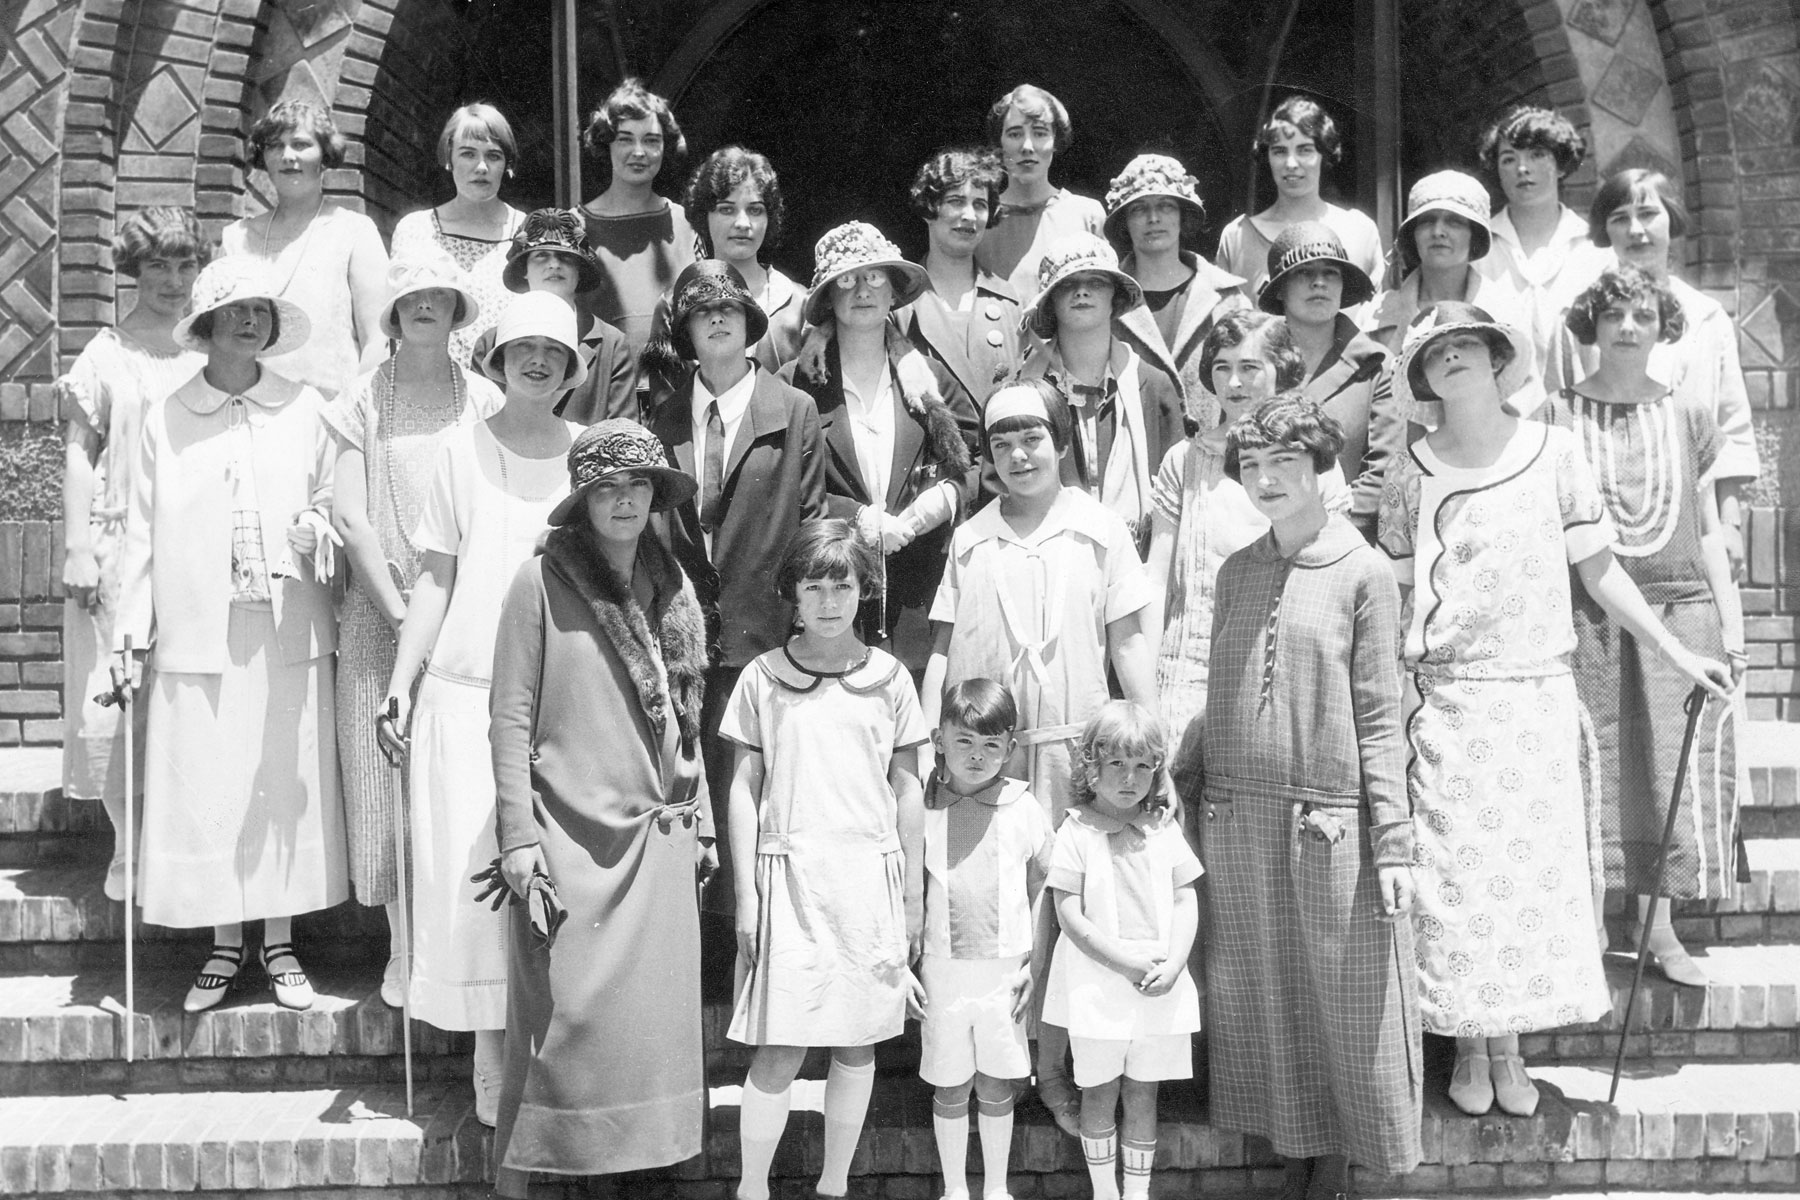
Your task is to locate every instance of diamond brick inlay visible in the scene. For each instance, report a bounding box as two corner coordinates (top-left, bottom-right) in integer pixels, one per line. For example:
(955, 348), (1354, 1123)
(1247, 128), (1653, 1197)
(125, 67), (199, 153)
(1726, 58), (1800, 148)
(0, 0), (77, 384)
(1566, 0), (1637, 47)
(1741, 285), (1800, 370)
(1592, 51), (1664, 126)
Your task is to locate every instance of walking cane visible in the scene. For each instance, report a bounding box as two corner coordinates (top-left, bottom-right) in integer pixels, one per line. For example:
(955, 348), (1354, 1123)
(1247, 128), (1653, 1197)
(1608, 683), (1709, 1104)
(381, 696), (416, 1117)
(96, 638), (138, 1063)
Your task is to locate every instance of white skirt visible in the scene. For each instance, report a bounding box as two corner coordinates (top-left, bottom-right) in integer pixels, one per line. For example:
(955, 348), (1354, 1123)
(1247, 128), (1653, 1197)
(406, 668), (508, 1031)
(139, 604), (347, 927)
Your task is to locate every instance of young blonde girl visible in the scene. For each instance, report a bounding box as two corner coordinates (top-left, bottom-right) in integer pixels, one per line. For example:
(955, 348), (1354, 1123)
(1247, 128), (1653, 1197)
(1044, 701), (1200, 1200)
(724, 520), (928, 1200)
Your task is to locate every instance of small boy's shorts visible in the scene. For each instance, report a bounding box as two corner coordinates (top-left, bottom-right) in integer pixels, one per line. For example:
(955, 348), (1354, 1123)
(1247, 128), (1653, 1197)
(1069, 1033), (1193, 1087)
(918, 953), (1031, 1086)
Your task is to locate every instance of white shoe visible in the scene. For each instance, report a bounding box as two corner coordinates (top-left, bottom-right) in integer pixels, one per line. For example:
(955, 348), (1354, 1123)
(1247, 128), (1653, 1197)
(104, 853), (129, 903)
(473, 1060), (500, 1126)
(380, 954), (405, 1008)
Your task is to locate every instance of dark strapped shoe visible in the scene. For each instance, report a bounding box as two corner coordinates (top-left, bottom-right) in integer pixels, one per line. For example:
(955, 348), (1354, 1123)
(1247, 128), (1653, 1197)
(183, 944), (243, 1013)
(261, 941), (316, 1011)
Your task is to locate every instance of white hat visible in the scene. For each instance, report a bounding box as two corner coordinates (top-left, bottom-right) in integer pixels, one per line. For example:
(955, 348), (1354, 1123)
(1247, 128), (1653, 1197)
(1025, 233), (1144, 340)
(380, 249), (482, 340)
(480, 292), (589, 391)
(1393, 301), (1534, 420)
(173, 259), (311, 357)
(1398, 170), (1493, 269)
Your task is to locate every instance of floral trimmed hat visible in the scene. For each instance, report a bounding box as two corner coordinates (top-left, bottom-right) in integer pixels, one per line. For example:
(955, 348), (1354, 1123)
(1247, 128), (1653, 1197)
(173, 258), (311, 357)
(803, 221), (929, 325)
(669, 259), (769, 359)
(1102, 153), (1206, 245)
(547, 418), (697, 525)
(1025, 232), (1144, 339)
(502, 208), (605, 295)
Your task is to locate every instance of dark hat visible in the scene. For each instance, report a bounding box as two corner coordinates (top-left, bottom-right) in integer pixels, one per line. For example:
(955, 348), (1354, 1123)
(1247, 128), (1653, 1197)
(1256, 220), (1376, 314)
(502, 208), (604, 295)
(669, 260), (769, 359)
(547, 418), (698, 526)
(1393, 301), (1535, 420)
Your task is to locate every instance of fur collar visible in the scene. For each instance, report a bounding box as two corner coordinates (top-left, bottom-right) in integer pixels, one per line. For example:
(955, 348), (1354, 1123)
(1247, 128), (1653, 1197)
(542, 522), (708, 753)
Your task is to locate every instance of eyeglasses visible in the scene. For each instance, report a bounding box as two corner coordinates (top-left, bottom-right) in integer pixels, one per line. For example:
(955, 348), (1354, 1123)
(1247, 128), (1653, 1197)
(833, 269), (893, 291)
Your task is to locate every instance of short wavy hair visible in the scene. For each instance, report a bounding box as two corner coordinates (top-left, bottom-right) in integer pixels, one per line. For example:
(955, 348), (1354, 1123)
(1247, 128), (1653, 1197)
(248, 99), (347, 171)
(1254, 94), (1342, 168)
(939, 678), (1018, 737)
(1564, 264), (1686, 347)
(582, 78), (685, 180)
(776, 518), (879, 603)
(1197, 310), (1307, 396)
(986, 84), (1072, 153)
(1588, 168), (1690, 247)
(1478, 104), (1586, 182)
(112, 207), (211, 278)
(910, 146), (1008, 226)
(684, 145), (785, 256)
(1071, 701), (1172, 812)
(437, 102), (518, 174)
(1224, 393), (1347, 482)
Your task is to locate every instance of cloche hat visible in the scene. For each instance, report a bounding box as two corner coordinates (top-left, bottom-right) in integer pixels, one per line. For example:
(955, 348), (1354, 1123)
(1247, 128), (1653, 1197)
(480, 291), (589, 390)
(1398, 170), (1492, 268)
(1102, 153), (1205, 245)
(547, 418), (697, 526)
(379, 248), (482, 340)
(173, 259), (311, 357)
(1025, 232), (1144, 339)
(1256, 220), (1377, 314)
(1393, 301), (1534, 419)
(803, 222), (929, 326)
(502, 208), (605, 295)
(669, 260), (769, 359)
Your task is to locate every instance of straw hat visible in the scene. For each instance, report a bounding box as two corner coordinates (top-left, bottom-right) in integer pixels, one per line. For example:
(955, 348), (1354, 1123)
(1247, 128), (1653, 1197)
(379, 249), (482, 340)
(803, 222), (928, 326)
(1257, 221), (1377, 314)
(172, 259), (311, 357)
(1102, 153), (1205, 245)
(1398, 170), (1493, 268)
(1025, 233), (1144, 339)
(1393, 301), (1534, 419)
(547, 418), (697, 525)
(669, 260), (769, 359)
(479, 292), (589, 390)
(501, 208), (605, 295)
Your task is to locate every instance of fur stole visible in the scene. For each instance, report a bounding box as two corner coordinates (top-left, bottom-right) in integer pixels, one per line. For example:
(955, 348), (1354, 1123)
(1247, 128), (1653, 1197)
(541, 521), (708, 754)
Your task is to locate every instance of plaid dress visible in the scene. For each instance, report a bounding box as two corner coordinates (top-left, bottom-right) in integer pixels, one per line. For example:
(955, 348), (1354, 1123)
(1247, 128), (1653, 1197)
(1199, 517), (1421, 1174)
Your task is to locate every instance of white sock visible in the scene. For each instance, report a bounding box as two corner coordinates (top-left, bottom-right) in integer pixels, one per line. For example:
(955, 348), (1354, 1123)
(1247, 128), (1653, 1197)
(818, 1056), (876, 1196)
(1121, 1138), (1155, 1200)
(384, 900), (408, 960)
(932, 1093), (969, 1198)
(1082, 1129), (1119, 1200)
(736, 1077), (792, 1200)
(977, 1092), (1015, 1198)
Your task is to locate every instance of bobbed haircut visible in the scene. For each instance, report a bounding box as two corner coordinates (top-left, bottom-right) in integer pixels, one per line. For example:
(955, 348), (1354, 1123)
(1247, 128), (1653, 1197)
(1071, 700), (1172, 812)
(939, 678), (1019, 738)
(1198, 310), (1307, 396)
(582, 78), (686, 178)
(986, 84), (1072, 153)
(684, 145), (785, 256)
(776, 518), (879, 603)
(113, 207), (211, 278)
(437, 102), (519, 173)
(1564, 264), (1686, 347)
(187, 303), (282, 352)
(983, 378), (1072, 459)
(910, 146), (1008, 227)
(1254, 94), (1342, 168)
(1588, 168), (1690, 247)
(248, 99), (348, 170)
(1477, 104), (1586, 182)
(1223, 393), (1347, 482)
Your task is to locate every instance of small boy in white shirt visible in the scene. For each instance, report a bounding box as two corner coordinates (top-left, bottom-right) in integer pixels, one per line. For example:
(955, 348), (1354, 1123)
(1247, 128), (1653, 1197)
(918, 678), (1055, 1200)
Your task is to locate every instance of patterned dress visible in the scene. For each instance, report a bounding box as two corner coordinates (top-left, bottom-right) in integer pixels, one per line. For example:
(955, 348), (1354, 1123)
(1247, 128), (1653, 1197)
(1200, 517), (1420, 1173)
(1377, 421), (1614, 1036)
(1547, 387), (1738, 898)
(391, 207), (522, 371)
(321, 362), (502, 905)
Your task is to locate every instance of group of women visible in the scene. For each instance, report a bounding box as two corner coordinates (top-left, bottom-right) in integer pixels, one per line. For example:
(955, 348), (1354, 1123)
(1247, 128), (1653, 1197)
(58, 73), (1758, 1196)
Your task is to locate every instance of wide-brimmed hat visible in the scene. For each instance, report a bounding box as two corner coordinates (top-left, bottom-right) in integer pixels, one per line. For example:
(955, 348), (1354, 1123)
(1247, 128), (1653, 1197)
(547, 418), (697, 525)
(1393, 301), (1534, 418)
(480, 292), (589, 390)
(1256, 220), (1377, 314)
(380, 249), (481, 340)
(1026, 232), (1145, 339)
(502, 208), (605, 295)
(173, 259), (311, 356)
(1398, 170), (1492, 268)
(1102, 153), (1205, 245)
(803, 222), (928, 326)
(669, 260), (770, 359)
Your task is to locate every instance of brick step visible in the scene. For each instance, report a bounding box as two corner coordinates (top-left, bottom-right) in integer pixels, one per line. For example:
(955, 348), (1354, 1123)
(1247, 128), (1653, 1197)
(1599, 837), (1800, 947)
(4, 1060), (1800, 1196)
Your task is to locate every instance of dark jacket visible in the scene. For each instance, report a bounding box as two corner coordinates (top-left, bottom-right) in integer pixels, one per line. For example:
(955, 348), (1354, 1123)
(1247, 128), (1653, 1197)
(1296, 312), (1402, 539)
(649, 367), (826, 668)
(557, 314), (640, 424)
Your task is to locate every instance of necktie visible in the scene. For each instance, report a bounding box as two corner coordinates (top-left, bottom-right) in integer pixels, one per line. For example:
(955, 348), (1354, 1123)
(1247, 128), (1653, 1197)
(702, 400), (724, 531)
(1070, 381), (1117, 484)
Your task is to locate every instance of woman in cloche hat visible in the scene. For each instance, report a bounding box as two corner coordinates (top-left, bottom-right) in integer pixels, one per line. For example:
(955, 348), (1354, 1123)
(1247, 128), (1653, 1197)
(113, 258), (346, 1016)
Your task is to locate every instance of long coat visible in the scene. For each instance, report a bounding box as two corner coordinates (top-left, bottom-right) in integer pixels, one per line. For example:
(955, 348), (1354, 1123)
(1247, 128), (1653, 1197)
(488, 527), (711, 1186)
(1118, 250), (1249, 426)
(1296, 313), (1401, 540)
